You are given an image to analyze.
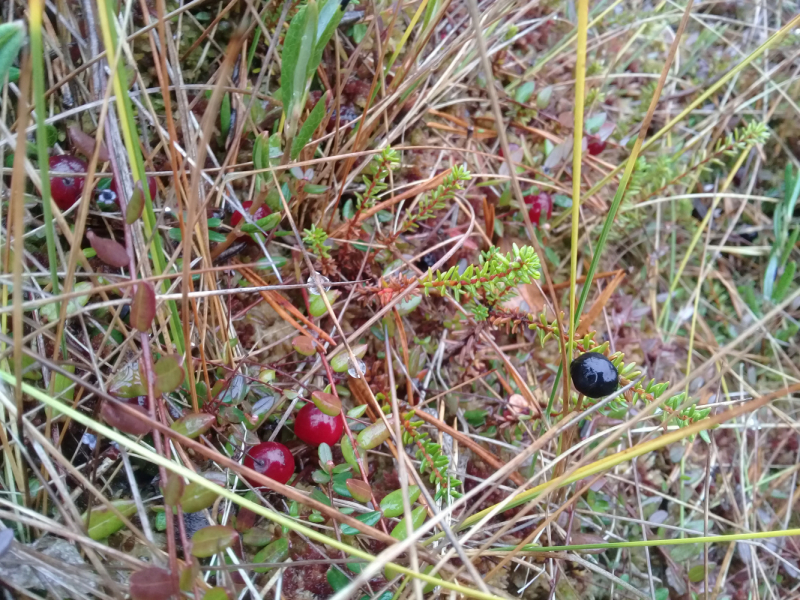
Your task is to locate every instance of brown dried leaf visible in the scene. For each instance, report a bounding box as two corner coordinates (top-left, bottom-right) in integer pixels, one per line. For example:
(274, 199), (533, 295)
(86, 231), (129, 268)
(101, 401), (151, 436)
(68, 125), (110, 161)
(130, 282), (156, 333)
(130, 566), (178, 600)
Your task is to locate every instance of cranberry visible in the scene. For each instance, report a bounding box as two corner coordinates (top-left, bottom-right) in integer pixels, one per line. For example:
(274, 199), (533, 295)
(231, 201), (270, 228)
(294, 403), (343, 447)
(49, 155), (88, 210)
(111, 176), (158, 204)
(243, 441), (295, 485)
(523, 193), (553, 226)
(587, 136), (607, 156)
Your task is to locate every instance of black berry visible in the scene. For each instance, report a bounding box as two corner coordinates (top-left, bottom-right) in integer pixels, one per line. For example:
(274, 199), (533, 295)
(570, 352), (619, 399)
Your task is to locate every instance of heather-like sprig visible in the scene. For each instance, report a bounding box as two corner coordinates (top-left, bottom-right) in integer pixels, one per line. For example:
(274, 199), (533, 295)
(302, 224), (332, 260)
(354, 147), (400, 211)
(422, 244), (541, 307)
(402, 415), (462, 503)
(399, 164), (471, 232)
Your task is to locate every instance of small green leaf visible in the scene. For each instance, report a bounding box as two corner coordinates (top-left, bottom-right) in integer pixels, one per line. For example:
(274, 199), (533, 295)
(389, 505), (426, 541)
(356, 420), (390, 450)
(179, 481), (219, 513)
(125, 181), (145, 224)
(240, 212), (281, 233)
(292, 335), (317, 356)
(153, 354), (185, 394)
(326, 566), (349, 592)
(253, 537), (289, 572)
(514, 81), (536, 104)
(340, 510), (381, 535)
(191, 525), (238, 558)
(304, 184), (328, 194)
(203, 587), (230, 600)
(171, 413), (216, 439)
(380, 486), (420, 518)
(312, 390), (341, 416)
(84, 499), (137, 540)
(220, 93), (231, 139)
(208, 231), (227, 243)
(291, 92), (329, 159)
(347, 405), (368, 419)
(242, 527), (273, 547)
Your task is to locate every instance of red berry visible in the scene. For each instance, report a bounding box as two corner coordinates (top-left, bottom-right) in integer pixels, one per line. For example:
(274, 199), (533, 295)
(587, 136), (606, 156)
(49, 155), (88, 211)
(243, 441), (295, 485)
(523, 193), (553, 226)
(294, 403), (344, 447)
(111, 176), (158, 204)
(232, 201), (270, 228)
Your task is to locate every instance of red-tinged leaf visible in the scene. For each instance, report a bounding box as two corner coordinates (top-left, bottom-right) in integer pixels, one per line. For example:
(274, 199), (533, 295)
(86, 231), (129, 268)
(130, 567), (178, 600)
(191, 525), (238, 558)
(68, 125), (110, 161)
(126, 180), (145, 224)
(345, 479), (371, 503)
(292, 335), (317, 356)
(101, 401), (151, 436)
(171, 413), (215, 439)
(154, 354), (185, 394)
(130, 282), (156, 333)
(160, 473), (184, 507)
(311, 390), (341, 417)
(235, 505), (258, 533)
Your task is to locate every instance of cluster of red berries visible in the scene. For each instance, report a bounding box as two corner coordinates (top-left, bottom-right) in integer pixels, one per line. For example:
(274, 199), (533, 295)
(243, 403), (343, 486)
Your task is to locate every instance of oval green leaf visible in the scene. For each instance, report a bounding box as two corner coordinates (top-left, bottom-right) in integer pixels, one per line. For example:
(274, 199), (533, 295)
(179, 480), (219, 513)
(154, 354), (185, 394)
(389, 505), (427, 541)
(356, 420), (390, 450)
(345, 479), (371, 503)
(191, 525), (238, 558)
(380, 486), (420, 518)
(171, 413), (216, 439)
(252, 537), (289, 573)
(84, 499), (137, 540)
(311, 390), (341, 416)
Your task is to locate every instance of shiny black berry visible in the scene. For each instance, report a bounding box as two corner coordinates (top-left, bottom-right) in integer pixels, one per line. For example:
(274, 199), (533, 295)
(570, 352), (619, 399)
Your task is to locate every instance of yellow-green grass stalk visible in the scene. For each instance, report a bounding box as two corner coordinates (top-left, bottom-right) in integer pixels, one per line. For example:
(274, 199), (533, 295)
(28, 0), (60, 303)
(0, 370), (505, 600)
(94, 0), (185, 354)
(568, 0), (589, 366)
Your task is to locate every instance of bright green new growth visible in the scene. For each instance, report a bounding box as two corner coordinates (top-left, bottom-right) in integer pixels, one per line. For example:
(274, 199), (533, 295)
(303, 224), (331, 259)
(354, 147), (400, 210)
(422, 244), (540, 320)
(401, 164), (471, 231)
